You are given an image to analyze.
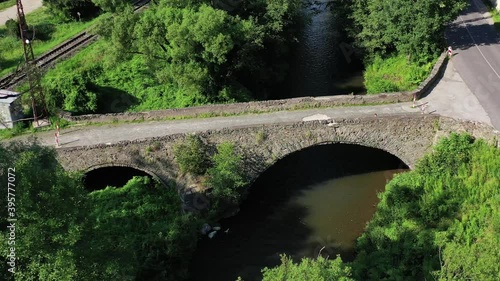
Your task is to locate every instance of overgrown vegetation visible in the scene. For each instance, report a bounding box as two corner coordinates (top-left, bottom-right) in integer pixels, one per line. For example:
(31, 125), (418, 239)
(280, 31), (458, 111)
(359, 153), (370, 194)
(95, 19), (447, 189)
(206, 142), (247, 208)
(364, 55), (434, 94)
(41, 41), (210, 114)
(0, 141), (200, 280)
(0, 7), (99, 77)
(348, 0), (467, 93)
(35, 0), (301, 115)
(2, 132), (499, 280)
(43, 0), (99, 21)
(173, 136), (248, 215)
(260, 134), (500, 280)
(82, 176), (200, 280)
(173, 134), (210, 175)
(354, 134), (500, 280)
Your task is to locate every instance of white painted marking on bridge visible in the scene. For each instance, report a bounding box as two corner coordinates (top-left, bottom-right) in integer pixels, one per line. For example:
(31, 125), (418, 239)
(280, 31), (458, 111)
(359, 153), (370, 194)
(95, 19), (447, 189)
(302, 114), (332, 122)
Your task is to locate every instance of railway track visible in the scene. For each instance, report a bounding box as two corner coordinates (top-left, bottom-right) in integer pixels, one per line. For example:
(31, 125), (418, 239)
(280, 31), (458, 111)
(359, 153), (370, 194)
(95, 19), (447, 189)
(0, 0), (150, 90)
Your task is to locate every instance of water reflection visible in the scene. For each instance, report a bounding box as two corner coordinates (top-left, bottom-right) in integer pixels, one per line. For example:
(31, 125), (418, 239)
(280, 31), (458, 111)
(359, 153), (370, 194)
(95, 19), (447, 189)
(189, 168), (407, 281)
(280, 0), (365, 98)
(295, 170), (406, 258)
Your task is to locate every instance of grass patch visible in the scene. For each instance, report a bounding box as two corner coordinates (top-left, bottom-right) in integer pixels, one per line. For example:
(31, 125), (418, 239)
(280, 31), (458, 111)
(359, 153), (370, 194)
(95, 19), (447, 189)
(364, 54), (435, 94)
(0, 115), (69, 140)
(0, 7), (100, 77)
(40, 40), (213, 114)
(0, 0), (15, 12)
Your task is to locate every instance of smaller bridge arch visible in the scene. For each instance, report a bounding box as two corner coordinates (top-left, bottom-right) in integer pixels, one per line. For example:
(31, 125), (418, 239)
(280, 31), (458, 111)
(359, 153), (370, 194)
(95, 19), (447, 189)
(83, 162), (166, 190)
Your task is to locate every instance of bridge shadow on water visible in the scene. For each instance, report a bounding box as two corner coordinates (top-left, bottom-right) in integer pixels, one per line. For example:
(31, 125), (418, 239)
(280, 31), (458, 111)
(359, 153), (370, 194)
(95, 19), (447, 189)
(188, 143), (408, 281)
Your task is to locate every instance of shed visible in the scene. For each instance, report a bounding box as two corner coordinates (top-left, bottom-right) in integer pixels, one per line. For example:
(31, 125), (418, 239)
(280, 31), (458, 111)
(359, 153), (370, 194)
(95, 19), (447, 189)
(0, 90), (23, 129)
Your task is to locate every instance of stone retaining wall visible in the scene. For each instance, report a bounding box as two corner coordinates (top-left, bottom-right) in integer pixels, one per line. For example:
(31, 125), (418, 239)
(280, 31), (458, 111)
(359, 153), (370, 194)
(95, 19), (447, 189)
(64, 53), (448, 124)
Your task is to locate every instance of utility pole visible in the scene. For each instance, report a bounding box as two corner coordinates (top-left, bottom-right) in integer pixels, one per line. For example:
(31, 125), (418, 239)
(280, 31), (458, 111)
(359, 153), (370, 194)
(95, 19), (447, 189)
(16, 0), (49, 127)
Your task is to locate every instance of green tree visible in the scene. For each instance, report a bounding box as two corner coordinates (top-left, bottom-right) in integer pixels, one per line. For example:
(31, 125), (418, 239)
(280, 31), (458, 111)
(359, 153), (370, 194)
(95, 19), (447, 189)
(351, 0), (467, 62)
(96, 0), (300, 102)
(0, 141), (88, 280)
(91, 0), (128, 13)
(353, 134), (500, 280)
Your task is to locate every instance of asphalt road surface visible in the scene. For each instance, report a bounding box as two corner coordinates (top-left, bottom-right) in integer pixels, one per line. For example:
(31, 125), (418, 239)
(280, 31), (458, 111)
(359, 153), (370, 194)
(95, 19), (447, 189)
(446, 0), (500, 129)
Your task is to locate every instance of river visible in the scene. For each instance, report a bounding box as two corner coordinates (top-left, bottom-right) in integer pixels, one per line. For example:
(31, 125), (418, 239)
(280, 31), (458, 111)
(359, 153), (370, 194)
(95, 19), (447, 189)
(189, 144), (408, 281)
(277, 0), (365, 98)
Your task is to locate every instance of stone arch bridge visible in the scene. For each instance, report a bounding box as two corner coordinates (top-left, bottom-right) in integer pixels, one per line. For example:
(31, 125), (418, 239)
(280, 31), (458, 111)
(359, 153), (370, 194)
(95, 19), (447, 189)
(56, 114), (499, 195)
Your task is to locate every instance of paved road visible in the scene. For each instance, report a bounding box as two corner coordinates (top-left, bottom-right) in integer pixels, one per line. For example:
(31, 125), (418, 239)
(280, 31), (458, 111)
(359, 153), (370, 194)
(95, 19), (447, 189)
(446, 0), (500, 129)
(0, 0), (43, 26)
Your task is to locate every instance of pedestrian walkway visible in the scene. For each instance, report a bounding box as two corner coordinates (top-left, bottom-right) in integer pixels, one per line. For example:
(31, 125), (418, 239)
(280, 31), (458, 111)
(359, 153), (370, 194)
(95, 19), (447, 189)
(0, 0), (42, 26)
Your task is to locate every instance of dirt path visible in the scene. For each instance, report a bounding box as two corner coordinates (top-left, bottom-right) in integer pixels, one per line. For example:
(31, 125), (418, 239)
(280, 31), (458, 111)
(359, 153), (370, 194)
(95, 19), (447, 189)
(0, 0), (43, 26)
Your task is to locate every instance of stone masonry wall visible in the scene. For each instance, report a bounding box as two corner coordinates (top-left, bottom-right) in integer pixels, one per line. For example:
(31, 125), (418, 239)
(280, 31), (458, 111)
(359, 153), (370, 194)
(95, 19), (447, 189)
(56, 114), (499, 194)
(63, 54), (447, 124)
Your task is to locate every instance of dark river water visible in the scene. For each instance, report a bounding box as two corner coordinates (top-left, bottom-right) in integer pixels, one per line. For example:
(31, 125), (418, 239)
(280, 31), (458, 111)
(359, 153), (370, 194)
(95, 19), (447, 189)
(189, 144), (408, 281)
(278, 0), (365, 98)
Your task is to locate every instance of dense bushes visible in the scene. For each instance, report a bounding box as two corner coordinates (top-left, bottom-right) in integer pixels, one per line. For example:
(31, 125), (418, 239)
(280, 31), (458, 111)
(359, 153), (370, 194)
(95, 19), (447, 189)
(260, 134), (500, 280)
(354, 134), (500, 279)
(0, 141), (200, 280)
(173, 135), (210, 175)
(43, 63), (102, 114)
(82, 176), (201, 280)
(43, 0), (99, 20)
(206, 142), (247, 206)
(5, 19), (20, 38)
(0, 142), (89, 280)
(348, 0), (467, 93)
(364, 55), (433, 94)
(173, 137), (248, 213)
(260, 255), (354, 281)
(350, 0), (466, 63)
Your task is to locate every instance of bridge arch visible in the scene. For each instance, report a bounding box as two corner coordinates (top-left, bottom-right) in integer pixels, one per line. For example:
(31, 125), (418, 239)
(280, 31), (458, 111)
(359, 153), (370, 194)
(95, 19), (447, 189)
(247, 140), (410, 187)
(270, 140), (410, 168)
(83, 162), (166, 190)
